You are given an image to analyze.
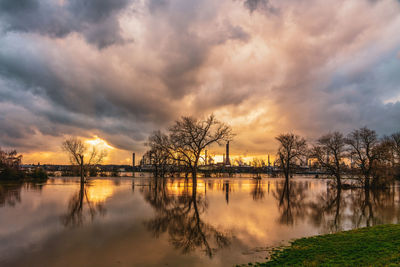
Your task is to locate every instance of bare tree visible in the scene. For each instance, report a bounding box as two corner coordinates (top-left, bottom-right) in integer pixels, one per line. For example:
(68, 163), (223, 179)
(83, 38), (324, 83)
(275, 133), (307, 183)
(62, 137), (106, 183)
(391, 133), (400, 162)
(145, 131), (171, 178)
(0, 148), (22, 169)
(311, 132), (347, 189)
(153, 115), (233, 185)
(383, 132), (400, 167)
(345, 127), (382, 189)
(389, 132), (400, 179)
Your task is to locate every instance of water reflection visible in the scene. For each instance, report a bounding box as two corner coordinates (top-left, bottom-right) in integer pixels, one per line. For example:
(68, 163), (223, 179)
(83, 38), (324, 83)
(308, 186), (345, 232)
(347, 187), (400, 228)
(1, 177), (400, 266)
(0, 181), (44, 207)
(273, 180), (308, 225)
(141, 178), (231, 257)
(0, 182), (23, 207)
(61, 181), (108, 227)
(251, 179), (265, 201)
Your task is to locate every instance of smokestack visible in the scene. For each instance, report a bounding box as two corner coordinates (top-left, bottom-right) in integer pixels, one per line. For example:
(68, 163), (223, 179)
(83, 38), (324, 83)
(132, 153), (135, 167)
(268, 154), (271, 167)
(226, 141), (230, 165)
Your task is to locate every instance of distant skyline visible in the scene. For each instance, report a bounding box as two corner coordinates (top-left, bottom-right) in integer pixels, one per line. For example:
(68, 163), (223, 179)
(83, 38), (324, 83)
(1, 0), (400, 164)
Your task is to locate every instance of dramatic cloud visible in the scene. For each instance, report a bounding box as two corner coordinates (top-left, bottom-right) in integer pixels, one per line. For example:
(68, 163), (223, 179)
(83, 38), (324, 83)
(0, 0), (400, 163)
(0, 0), (131, 48)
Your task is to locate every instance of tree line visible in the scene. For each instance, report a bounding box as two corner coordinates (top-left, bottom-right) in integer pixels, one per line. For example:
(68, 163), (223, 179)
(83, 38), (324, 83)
(276, 127), (400, 190)
(143, 114), (400, 190)
(0, 148), (48, 180)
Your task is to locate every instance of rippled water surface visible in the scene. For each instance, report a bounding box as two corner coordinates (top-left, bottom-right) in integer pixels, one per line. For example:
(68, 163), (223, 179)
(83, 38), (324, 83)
(1, 176), (399, 266)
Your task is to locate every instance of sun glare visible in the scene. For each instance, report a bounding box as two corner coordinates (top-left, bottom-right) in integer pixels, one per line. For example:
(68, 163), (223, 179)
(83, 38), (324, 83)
(85, 136), (114, 150)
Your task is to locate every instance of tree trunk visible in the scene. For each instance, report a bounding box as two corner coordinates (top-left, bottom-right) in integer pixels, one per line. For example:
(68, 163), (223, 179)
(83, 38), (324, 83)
(364, 176), (370, 190)
(336, 174), (341, 189)
(79, 155), (84, 184)
(285, 159), (290, 184)
(192, 173), (197, 197)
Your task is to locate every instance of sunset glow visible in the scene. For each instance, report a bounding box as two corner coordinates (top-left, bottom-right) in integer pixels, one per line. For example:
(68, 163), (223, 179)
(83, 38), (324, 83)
(1, 1), (400, 266)
(0, 0), (399, 164)
(85, 136), (114, 150)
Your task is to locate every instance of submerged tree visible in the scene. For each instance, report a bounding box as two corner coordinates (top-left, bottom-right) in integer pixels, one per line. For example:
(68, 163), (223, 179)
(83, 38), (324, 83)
(345, 127), (384, 189)
(169, 115), (233, 183)
(62, 137), (106, 183)
(311, 132), (347, 189)
(382, 132), (400, 179)
(145, 131), (172, 178)
(148, 114), (233, 184)
(275, 133), (307, 183)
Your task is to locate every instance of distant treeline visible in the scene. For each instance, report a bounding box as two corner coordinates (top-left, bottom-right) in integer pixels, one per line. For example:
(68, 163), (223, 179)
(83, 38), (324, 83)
(0, 148), (48, 181)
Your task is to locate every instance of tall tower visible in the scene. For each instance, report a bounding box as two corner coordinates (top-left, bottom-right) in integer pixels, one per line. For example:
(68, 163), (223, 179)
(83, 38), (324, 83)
(132, 153), (135, 168)
(268, 154), (271, 167)
(225, 141), (231, 166)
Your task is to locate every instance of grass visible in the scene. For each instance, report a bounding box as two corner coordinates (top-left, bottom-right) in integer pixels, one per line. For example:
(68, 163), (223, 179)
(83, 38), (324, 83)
(244, 224), (400, 267)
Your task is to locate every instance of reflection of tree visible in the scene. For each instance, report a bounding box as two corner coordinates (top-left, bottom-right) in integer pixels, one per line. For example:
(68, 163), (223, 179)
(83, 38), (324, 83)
(0, 182), (45, 207)
(61, 182), (106, 227)
(223, 181), (230, 204)
(251, 179), (265, 201)
(308, 187), (345, 232)
(308, 184), (400, 231)
(347, 188), (394, 228)
(143, 178), (230, 258)
(0, 182), (23, 207)
(273, 181), (307, 225)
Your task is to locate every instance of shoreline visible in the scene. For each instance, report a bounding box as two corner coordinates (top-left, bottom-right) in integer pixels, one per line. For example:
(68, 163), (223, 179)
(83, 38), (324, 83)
(241, 224), (400, 266)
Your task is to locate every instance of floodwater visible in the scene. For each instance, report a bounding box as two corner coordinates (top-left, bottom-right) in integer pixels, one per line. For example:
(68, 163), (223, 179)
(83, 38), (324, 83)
(0, 176), (399, 267)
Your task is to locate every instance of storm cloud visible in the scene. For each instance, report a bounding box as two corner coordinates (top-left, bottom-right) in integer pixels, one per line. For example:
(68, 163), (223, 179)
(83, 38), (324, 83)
(0, 0), (131, 48)
(0, 0), (400, 163)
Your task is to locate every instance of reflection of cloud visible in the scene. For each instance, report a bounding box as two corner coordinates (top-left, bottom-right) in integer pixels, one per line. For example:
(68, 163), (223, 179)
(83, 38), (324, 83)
(0, 0), (400, 163)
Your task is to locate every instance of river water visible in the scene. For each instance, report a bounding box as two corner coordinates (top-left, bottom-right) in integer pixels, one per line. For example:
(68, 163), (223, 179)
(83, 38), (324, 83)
(0, 176), (399, 266)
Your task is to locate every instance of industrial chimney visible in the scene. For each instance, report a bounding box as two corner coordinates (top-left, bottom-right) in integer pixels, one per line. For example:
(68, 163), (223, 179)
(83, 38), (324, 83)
(225, 141), (231, 166)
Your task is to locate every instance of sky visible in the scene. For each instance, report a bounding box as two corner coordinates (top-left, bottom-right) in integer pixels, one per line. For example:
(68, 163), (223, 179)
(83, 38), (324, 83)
(0, 0), (400, 165)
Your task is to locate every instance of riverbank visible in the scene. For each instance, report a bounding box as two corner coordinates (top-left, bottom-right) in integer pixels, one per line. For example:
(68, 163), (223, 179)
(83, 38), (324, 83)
(245, 224), (400, 266)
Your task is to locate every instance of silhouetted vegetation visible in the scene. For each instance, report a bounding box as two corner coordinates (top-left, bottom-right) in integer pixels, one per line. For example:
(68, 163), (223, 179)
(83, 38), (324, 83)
(0, 148), (48, 181)
(275, 133), (307, 183)
(62, 137), (106, 183)
(144, 114), (233, 183)
(310, 132), (347, 189)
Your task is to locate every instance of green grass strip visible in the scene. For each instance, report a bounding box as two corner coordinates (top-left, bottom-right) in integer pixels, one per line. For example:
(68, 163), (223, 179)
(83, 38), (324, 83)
(245, 224), (400, 267)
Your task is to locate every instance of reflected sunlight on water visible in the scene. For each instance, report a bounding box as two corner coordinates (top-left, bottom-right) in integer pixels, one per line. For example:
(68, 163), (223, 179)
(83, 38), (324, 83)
(85, 180), (115, 204)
